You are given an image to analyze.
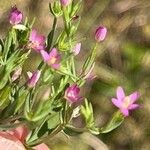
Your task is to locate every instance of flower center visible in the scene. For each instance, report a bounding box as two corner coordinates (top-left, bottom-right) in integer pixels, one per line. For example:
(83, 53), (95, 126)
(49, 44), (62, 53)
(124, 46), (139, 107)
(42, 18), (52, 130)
(122, 96), (131, 108)
(67, 91), (75, 98)
(48, 57), (57, 65)
(32, 41), (40, 47)
(28, 41), (40, 49)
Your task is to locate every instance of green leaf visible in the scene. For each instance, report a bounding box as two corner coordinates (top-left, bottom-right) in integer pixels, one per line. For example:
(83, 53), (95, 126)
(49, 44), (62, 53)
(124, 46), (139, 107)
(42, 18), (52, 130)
(70, 0), (82, 18)
(80, 99), (95, 128)
(100, 111), (124, 133)
(47, 113), (60, 129)
(28, 100), (53, 122)
(0, 70), (10, 90)
(47, 17), (57, 50)
(3, 30), (13, 61)
(14, 90), (28, 114)
(49, 2), (62, 18)
(0, 86), (11, 109)
(69, 17), (81, 36)
(82, 43), (97, 75)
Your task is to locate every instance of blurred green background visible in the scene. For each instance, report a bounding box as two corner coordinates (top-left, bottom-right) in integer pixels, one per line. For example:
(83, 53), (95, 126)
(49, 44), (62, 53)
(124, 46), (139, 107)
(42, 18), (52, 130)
(0, 0), (150, 150)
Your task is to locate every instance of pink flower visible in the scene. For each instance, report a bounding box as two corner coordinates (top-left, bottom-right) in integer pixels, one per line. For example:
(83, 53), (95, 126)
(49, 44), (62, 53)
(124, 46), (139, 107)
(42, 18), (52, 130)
(60, 0), (70, 6)
(65, 84), (82, 103)
(9, 6), (23, 25)
(95, 26), (107, 42)
(0, 132), (26, 150)
(27, 70), (41, 88)
(111, 86), (140, 117)
(41, 48), (61, 69)
(72, 43), (81, 56)
(0, 125), (50, 150)
(8, 125), (28, 143)
(29, 29), (46, 52)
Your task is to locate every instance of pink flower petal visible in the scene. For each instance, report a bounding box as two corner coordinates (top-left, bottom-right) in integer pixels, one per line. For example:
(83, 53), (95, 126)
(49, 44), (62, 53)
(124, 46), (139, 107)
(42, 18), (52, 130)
(128, 104), (140, 110)
(41, 50), (50, 62)
(36, 36), (46, 44)
(0, 132), (26, 150)
(111, 98), (122, 108)
(36, 45), (45, 52)
(33, 143), (50, 150)
(51, 63), (60, 69)
(29, 29), (37, 41)
(129, 92), (140, 103)
(8, 126), (28, 143)
(116, 86), (125, 101)
(120, 108), (129, 117)
(49, 48), (58, 57)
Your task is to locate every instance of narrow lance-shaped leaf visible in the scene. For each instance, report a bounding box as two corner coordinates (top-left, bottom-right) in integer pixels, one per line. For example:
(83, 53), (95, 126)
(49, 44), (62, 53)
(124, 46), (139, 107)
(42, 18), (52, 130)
(70, 0), (82, 18)
(47, 17), (57, 50)
(99, 111), (124, 133)
(82, 43), (97, 75)
(3, 30), (13, 61)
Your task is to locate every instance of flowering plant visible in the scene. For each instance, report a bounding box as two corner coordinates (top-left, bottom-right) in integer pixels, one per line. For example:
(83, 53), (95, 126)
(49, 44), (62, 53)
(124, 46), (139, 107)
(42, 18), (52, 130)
(0, 1), (140, 149)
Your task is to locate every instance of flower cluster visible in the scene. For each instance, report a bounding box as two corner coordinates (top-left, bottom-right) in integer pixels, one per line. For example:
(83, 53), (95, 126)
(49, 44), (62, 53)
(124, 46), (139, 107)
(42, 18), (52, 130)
(0, 1), (141, 149)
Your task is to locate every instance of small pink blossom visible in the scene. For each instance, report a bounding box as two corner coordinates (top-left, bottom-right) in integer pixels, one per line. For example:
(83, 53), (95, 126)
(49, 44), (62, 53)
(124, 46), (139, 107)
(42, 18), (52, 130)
(111, 86), (140, 117)
(60, 0), (70, 6)
(9, 6), (23, 25)
(72, 43), (81, 56)
(65, 84), (82, 103)
(41, 48), (61, 69)
(29, 29), (46, 52)
(95, 26), (107, 42)
(27, 70), (41, 88)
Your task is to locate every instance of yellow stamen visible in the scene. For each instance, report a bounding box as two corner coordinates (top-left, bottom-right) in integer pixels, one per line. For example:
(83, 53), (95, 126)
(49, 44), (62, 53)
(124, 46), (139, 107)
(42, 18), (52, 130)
(122, 96), (131, 108)
(48, 57), (56, 65)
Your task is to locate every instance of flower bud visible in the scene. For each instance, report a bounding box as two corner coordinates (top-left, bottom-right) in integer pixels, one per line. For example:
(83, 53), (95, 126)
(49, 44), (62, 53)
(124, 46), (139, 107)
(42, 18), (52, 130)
(11, 67), (22, 82)
(72, 43), (81, 56)
(95, 26), (107, 42)
(27, 70), (41, 88)
(9, 6), (23, 25)
(65, 84), (82, 103)
(60, 0), (69, 7)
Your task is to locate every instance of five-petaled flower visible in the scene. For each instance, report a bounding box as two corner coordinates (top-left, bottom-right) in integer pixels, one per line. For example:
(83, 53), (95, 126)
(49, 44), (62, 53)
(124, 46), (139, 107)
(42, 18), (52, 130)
(95, 26), (107, 42)
(27, 70), (41, 88)
(9, 6), (23, 25)
(29, 29), (46, 52)
(111, 86), (140, 117)
(41, 48), (61, 69)
(65, 84), (82, 103)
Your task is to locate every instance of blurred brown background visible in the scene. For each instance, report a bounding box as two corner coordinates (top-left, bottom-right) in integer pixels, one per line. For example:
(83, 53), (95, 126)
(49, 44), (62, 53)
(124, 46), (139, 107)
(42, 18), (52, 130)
(0, 0), (150, 150)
